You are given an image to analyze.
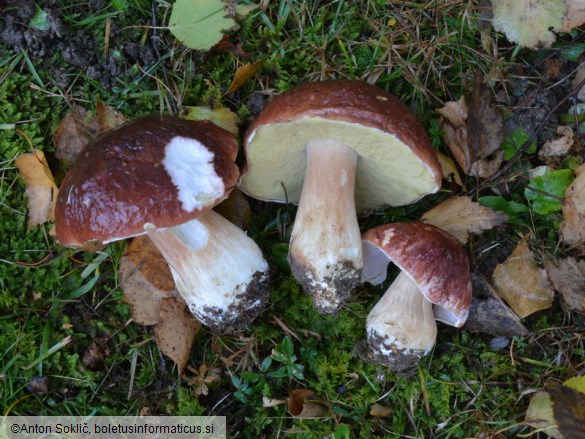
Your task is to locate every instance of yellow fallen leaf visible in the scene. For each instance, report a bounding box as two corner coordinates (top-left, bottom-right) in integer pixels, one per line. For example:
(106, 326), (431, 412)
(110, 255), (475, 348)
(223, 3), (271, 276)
(182, 106), (240, 136)
(561, 163), (585, 246)
(421, 195), (507, 244)
(492, 234), (554, 319)
(436, 151), (465, 188)
(15, 150), (58, 228)
(492, 0), (585, 49)
(227, 59), (263, 94)
(526, 376), (585, 439)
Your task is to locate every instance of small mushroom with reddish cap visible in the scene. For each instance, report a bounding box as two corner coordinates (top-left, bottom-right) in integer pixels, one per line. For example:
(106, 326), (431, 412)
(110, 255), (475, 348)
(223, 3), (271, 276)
(55, 115), (269, 332)
(239, 80), (442, 314)
(356, 222), (472, 374)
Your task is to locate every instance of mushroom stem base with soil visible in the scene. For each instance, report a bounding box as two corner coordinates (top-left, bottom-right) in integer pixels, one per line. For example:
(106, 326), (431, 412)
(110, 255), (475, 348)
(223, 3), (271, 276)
(288, 140), (362, 315)
(147, 209), (269, 332)
(356, 271), (437, 374)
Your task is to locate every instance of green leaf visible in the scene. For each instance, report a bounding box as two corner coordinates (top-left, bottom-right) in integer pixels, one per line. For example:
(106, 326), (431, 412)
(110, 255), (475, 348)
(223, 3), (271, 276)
(168, 0), (236, 51)
(525, 169), (574, 215)
(561, 43), (585, 62)
(28, 5), (50, 31)
(501, 129), (536, 160)
(479, 196), (529, 224)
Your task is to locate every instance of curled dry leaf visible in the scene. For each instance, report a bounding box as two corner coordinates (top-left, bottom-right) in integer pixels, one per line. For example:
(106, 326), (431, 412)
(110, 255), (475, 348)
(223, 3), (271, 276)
(492, 235), (554, 319)
(544, 256), (585, 315)
(421, 195), (507, 244)
(438, 77), (505, 178)
(287, 389), (330, 418)
(155, 296), (201, 369)
(466, 76), (504, 178)
(561, 163), (585, 246)
(438, 97), (471, 172)
(15, 149), (58, 228)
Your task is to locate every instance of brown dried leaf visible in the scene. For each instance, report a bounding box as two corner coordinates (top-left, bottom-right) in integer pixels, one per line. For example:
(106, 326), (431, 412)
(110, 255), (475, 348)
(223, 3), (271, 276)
(492, 235), (554, 319)
(208, 34), (251, 58)
(437, 96), (468, 128)
(53, 105), (100, 165)
(227, 59), (263, 94)
(96, 101), (126, 132)
(467, 76), (505, 178)
(154, 296), (201, 369)
(561, 164), (585, 246)
(539, 126), (574, 159)
(526, 379), (585, 439)
(119, 236), (177, 325)
(15, 150), (59, 228)
(287, 389), (330, 418)
(573, 64), (585, 102)
(181, 105), (240, 136)
(214, 187), (251, 229)
(421, 195), (507, 244)
(544, 256), (585, 314)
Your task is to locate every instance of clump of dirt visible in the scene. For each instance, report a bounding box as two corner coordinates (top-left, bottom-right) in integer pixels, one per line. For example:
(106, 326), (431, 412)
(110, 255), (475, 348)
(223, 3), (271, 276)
(0, 0), (156, 89)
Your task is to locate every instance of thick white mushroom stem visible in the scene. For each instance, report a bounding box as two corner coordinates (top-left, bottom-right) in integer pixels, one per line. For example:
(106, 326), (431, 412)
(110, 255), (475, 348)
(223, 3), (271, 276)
(147, 209), (269, 333)
(358, 271), (437, 374)
(288, 140), (362, 315)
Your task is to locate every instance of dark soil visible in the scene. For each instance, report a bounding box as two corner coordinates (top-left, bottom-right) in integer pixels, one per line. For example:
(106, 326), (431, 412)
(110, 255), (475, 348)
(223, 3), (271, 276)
(0, 0), (157, 89)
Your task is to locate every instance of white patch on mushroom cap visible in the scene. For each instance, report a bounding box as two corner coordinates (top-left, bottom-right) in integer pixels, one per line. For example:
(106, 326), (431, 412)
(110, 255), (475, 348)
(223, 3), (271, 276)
(162, 136), (225, 212)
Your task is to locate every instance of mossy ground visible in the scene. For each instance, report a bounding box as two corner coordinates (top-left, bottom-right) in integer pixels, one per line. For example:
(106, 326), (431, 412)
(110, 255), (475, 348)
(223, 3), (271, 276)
(1, 1), (584, 437)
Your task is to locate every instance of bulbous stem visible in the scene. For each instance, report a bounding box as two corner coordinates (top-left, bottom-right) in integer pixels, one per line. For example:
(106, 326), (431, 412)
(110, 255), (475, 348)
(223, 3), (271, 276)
(148, 210), (269, 332)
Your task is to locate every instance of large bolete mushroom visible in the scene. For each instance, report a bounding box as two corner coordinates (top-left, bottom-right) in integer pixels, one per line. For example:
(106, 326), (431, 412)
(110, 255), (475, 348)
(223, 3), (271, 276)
(239, 80), (442, 314)
(357, 222), (472, 374)
(55, 115), (269, 332)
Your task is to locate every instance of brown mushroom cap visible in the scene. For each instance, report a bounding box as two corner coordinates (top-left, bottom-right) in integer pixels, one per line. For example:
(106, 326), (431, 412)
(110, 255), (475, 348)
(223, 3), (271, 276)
(362, 222), (472, 326)
(240, 80), (442, 211)
(55, 115), (239, 246)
